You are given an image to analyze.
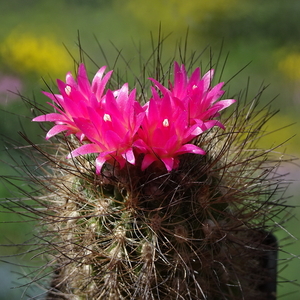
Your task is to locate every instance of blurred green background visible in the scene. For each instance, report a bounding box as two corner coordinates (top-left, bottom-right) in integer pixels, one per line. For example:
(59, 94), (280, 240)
(0, 0), (299, 298)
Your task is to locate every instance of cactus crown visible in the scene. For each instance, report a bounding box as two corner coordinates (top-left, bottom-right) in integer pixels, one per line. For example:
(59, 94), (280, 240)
(2, 36), (293, 300)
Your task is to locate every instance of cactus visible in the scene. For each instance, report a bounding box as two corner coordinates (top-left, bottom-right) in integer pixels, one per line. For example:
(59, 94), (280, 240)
(4, 40), (291, 300)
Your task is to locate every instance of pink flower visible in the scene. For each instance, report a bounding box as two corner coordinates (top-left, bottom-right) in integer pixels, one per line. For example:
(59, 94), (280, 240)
(32, 64), (113, 141)
(150, 62), (235, 132)
(68, 84), (145, 174)
(33, 62), (235, 173)
(134, 62), (235, 171)
(134, 87), (205, 171)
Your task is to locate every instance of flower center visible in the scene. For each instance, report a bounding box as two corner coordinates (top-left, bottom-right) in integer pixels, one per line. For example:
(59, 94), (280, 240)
(162, 118), (169, 127)
(65, 85), (71, 96)
(103, 113), (112, 122)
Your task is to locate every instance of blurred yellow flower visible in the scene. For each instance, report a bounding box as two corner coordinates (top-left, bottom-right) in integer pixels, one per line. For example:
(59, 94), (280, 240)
(278, 52), (300, 81)
(0, 30), (73, 78)
(118, 0), (239, 34)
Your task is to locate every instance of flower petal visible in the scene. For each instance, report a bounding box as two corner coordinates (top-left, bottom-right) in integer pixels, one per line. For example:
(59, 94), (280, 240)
(67, 143), (100, 158)
(175, 144), (206, 156)
(122, 148), (135, 165)
(46, 124), (70, 139)
(141, 154), (157, 171)
(161, 157), (175, 172)
(32, 113), (68, 122)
